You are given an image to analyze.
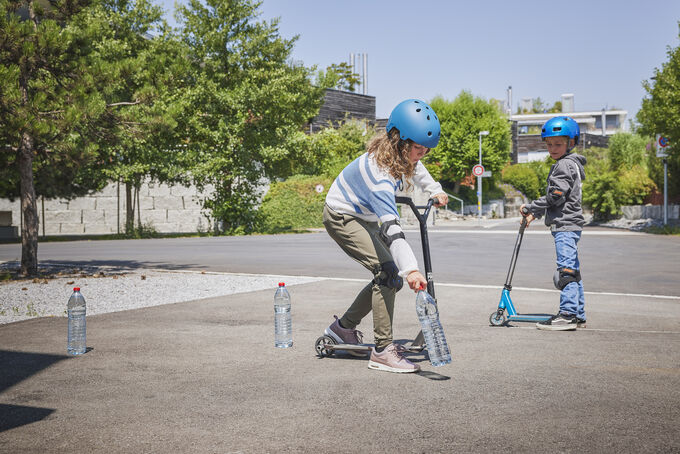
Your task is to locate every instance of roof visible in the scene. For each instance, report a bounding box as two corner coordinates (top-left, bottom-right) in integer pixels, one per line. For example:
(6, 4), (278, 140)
(510, 110), (627, 125)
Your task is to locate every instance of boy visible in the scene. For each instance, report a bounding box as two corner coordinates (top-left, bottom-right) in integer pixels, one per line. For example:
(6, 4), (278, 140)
(521, 116), (587, 331)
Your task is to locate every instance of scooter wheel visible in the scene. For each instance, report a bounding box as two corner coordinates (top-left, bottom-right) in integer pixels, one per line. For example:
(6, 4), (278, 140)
(315, 335), (337, 358)
(489, 311), (506, 327)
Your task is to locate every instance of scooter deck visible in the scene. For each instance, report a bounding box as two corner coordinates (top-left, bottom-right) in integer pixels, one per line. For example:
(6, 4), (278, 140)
(507, 314), (552, 322)
(324, 343), (425, 352)
(315, 335), (425, 358)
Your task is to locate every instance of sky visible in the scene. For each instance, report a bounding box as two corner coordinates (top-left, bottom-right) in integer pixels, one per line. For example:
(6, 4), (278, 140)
(158, 0), (680, 126)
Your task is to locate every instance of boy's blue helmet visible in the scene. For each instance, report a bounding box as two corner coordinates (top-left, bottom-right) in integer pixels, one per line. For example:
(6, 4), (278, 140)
(541, 116), (580, 146)
(386, 99), (441, 149)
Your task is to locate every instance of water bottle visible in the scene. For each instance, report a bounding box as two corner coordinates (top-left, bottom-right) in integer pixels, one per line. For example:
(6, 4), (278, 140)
(274, 282), (292, 348)
(67, 287), (87, 356)
(415, 287), (451, 366)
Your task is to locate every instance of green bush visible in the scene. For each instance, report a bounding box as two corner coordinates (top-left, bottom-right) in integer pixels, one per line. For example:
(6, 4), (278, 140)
(582, 170), (620, 220)
(582, 165), (656, 221)
(258, 175), (332, 233)
(501, 164), (542, 199)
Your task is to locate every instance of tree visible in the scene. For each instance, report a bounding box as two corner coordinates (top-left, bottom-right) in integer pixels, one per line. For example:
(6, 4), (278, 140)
(176, 0), (323, 234)
(0, 0), (113, 275)
(315, 62), (361, 92)
(637, 23), (680, 198)
(427, 92), (511, 191)
(81, 0), (190, 233)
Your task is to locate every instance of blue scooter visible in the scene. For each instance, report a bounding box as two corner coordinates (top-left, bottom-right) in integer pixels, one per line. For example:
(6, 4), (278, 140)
(489, 208), (552, 326)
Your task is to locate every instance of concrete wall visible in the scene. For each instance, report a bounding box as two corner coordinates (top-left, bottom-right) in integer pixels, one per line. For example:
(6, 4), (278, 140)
(0, 180), (214, 237)
(621, 205), (679, 220)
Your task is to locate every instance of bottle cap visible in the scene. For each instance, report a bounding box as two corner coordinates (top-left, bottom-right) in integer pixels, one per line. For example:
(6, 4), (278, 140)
(278, 282), (285, 287)
(73, 287), (80, 291)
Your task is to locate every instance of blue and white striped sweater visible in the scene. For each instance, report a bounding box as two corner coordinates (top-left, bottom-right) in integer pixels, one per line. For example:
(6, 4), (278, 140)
(331, 153), (401, 221)
(326, 152), (443, 276)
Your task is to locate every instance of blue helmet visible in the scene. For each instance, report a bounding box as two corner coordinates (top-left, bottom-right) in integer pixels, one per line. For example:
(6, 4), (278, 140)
(386, 99), (441, 149)
(541, 116), (580, 146)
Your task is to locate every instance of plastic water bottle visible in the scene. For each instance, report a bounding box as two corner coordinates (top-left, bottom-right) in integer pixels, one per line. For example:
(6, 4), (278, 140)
(274, 282), (292, 348)
(67, 287), (87, 356)
(415, 288), (451, 366)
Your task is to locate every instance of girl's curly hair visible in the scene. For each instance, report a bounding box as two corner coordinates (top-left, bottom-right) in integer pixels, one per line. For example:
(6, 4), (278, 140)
(367, 128), (416, 190)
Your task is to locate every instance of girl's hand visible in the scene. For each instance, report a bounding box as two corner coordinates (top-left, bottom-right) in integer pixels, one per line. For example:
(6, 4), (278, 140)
(520, 204), (535, 226)
(432, 192), (448, 207)
(406, 270), (427, 292)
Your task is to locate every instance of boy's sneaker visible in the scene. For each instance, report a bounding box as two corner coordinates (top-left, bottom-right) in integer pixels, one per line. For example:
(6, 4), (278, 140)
(576, 318), (587, 329)
(367, 344), (420, 373)
(536, 313), (578, 331)
(324, 315), (366, 357)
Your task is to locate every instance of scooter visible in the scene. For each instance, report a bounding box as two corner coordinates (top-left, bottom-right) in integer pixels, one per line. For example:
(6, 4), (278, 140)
(489, 207), (552, 326)
(314, 196), (438, 358)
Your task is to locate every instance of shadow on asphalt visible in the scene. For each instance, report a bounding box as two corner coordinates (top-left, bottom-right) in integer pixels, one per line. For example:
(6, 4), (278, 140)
(0, 350), (69, 393)
(0, 404), (55, 432)
(0, 350), (68, 432)
(417, 371), (451, 381)
(1, 260), (204, 275)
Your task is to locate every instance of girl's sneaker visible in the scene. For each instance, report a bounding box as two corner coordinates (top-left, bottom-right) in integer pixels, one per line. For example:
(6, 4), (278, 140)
(536, 313), (578, 331)
(576, 318), (587, 328)
(367, 344), (420, 373)
(324, 315), (366, 357)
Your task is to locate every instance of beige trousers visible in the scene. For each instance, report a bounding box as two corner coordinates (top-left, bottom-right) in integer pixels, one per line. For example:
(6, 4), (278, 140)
(323, 205), (396, 349)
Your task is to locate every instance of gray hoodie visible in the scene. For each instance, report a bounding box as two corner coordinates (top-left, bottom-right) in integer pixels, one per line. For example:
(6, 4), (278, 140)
(528, 153), (587, 231)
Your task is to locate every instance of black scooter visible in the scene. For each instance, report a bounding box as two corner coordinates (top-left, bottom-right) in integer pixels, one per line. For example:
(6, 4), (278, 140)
(315, 196), (438, 357)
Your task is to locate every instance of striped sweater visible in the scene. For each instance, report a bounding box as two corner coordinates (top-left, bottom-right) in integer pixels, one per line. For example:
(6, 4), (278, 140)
(325, 152), (443, 276)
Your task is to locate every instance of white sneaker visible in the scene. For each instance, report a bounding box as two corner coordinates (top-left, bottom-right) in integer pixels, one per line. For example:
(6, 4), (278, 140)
(367, 344), (420, 373)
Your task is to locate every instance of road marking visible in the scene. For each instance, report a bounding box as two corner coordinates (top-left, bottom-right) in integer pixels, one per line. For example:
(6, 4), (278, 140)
(502, 325), (680, 335)
(154, 269), (680, 301)
(403, 229), (645, 236)
(12, 263), (679, 301)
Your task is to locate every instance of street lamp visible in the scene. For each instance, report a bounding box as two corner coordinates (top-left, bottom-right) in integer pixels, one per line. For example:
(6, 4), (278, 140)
(478, 131), (489, 219)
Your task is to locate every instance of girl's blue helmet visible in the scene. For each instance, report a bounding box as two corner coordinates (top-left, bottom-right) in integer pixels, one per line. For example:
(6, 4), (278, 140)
(541, 116), (580, 146)
(386, 99), (441, 149)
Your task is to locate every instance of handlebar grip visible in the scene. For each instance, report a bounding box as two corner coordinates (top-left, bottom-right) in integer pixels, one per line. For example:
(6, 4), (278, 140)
(520, 206), (530, 215)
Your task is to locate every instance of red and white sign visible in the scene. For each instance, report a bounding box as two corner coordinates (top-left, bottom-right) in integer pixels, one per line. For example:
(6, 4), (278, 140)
(656, 134), (670, 158)
(472, 164), (485, 177)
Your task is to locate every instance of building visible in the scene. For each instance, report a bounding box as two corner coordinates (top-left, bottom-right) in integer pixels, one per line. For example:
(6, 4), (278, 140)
(509, 93), (627, 163)
(308, 89), (376, 133)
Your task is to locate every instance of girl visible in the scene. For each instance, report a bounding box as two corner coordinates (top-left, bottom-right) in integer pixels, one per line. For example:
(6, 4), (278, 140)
(322, 99), (448, 373)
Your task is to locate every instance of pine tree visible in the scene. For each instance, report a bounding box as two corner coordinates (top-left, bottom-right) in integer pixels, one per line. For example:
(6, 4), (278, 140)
(0, 0), (105, 275)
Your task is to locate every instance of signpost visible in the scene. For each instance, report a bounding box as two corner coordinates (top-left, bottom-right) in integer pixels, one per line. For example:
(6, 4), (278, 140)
(656, 134), (671, 225)
(473, 164), (484, 219)
(477, 131), (489, 219)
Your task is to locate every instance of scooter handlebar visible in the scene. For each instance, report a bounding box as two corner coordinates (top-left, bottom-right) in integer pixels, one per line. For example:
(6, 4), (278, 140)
(519, 206), (530, 229)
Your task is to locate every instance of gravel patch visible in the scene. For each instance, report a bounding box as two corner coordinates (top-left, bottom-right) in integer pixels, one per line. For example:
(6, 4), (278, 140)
(595, 217), (677, 231)
(0, 266), (324, 325)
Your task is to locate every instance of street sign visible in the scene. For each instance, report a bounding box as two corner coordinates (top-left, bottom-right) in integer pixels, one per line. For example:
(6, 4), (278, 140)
(656, 134), (670, 158)
(482, 171), (492, 178)
(472, 164), (484, 177)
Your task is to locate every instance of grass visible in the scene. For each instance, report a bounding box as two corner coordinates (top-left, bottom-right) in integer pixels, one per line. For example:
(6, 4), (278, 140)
(642, 224), (680, 235)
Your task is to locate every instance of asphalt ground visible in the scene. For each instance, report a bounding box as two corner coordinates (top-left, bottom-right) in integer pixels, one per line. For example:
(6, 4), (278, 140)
(1, 277), (679, 453)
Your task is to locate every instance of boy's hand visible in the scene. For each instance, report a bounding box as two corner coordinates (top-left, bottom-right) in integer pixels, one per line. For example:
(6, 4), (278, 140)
(432, 192), (448, 207)
(520, 204), (535, 226)
(406, 270), (427, 292)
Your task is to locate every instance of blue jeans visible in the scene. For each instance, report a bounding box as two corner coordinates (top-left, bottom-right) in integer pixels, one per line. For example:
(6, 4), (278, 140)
(552, 231), (585, 320)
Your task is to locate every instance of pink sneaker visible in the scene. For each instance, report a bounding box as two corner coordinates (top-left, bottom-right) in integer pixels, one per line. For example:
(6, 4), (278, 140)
(367, 344), (420, 373)
(324, 316), (367, 357)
